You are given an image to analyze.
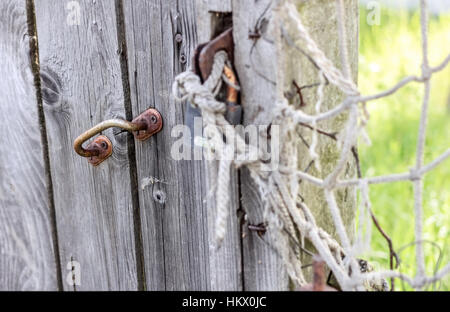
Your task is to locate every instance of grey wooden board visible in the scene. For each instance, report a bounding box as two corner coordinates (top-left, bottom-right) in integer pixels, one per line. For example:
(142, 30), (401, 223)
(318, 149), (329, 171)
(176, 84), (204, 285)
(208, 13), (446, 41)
(0, 0), (58, 290)
(123, 0), (242, 290)
(207, 0), (232, 13)
(34, 0), (138, 290)
(233, 0), (289, 290)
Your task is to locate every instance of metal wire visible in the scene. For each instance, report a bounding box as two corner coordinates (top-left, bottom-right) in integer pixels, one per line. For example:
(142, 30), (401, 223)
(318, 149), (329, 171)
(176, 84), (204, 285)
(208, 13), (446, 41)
(73, 119), (146, 157)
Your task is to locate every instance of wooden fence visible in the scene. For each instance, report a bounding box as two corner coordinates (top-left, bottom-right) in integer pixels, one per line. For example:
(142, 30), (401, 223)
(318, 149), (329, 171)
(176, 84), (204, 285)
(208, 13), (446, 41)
(1, 0), (290, 290)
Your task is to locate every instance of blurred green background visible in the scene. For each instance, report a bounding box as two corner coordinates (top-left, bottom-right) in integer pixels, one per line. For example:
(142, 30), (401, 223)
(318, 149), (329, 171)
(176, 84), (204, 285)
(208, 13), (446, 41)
(358, 5), (449, 290)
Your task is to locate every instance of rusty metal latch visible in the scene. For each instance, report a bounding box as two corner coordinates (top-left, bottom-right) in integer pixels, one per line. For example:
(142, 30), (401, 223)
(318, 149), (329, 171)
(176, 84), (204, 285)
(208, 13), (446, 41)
(191, 27), (242, 126)
(193, 28), (234, 83)
(73, 108), (162, 166)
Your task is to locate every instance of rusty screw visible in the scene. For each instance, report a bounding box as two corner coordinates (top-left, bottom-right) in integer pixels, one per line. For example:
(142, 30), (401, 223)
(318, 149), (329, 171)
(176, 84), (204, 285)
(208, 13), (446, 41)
(248, 223), (267, 237)
(86, 135), (112, 166)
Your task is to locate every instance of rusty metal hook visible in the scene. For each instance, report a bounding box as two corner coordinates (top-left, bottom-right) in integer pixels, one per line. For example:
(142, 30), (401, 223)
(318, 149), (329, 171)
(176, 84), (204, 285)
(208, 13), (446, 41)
(74, 108), (162, 166)
(192, 28), (241, 125)
(193, 28), (234, 83)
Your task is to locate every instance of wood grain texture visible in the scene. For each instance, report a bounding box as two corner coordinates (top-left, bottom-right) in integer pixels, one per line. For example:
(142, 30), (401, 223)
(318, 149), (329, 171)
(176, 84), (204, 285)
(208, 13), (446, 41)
(206, 0), (232, 13)
(0, 0), (58, 290)
(123, 0), (242, 290)
(34, 0), (138, 290)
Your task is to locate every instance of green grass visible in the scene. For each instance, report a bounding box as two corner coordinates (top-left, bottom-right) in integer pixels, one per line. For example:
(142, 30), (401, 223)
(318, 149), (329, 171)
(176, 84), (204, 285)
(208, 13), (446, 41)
(358, 7), (450, 290)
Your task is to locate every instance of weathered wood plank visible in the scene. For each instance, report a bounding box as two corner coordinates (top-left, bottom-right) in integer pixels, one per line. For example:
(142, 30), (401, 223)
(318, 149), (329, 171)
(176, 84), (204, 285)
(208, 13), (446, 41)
(123, 0), (242, 290)
(233, 0), (289, 291)
(34, 0), (138, 290)
(0, 0), (58, 290)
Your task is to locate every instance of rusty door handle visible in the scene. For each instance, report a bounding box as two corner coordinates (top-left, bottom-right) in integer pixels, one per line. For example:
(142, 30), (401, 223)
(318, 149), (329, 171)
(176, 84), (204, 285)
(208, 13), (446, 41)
(74, 108), (162, 166)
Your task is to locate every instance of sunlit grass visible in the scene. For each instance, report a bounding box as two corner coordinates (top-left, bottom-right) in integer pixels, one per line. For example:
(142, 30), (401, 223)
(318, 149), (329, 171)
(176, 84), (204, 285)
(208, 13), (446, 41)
(358, 7), (449, 290)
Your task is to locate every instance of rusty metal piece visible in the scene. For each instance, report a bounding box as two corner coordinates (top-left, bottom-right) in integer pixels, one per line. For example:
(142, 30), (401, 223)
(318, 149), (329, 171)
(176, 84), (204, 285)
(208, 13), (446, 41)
(298, 255), (338, 291)
(312, 256), (327, 291)
(248, 223), (267, 237)
(74, 108), (163, 165)
(194, 28), (234, 82)
(192, 42), (207, 80)
(192, 27), (242, 125)
(132, 108), (163, 141)
(86, 135), (112, 166)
